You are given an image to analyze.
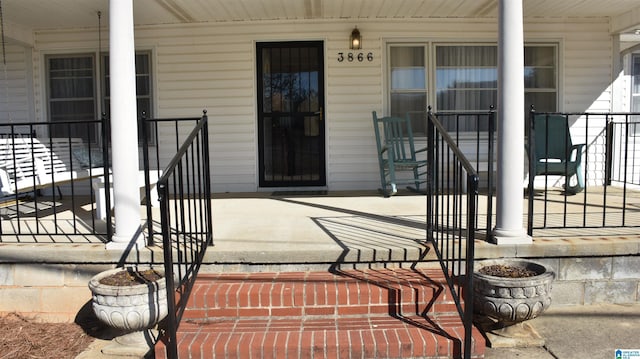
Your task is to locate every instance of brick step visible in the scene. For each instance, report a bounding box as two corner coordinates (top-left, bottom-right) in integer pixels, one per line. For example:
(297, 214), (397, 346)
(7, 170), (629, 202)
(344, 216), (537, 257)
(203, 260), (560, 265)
(157, 315), (484, 358)
(183, 268), (459, 320)
(154, 268), (485, 358)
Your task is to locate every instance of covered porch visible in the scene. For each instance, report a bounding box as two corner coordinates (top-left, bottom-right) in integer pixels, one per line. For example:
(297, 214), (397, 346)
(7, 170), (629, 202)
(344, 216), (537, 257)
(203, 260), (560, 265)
(2, 0), (640, 357)
(2, 188), (639, 291)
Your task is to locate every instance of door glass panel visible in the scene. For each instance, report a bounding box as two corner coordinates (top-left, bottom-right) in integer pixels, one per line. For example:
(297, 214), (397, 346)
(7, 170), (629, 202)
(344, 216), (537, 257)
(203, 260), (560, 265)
(258, 42), (325, 187)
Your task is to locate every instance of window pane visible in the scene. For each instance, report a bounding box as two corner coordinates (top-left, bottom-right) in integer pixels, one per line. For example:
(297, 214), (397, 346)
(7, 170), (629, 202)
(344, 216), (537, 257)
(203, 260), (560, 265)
(436, 46), (497, 67)
(632, 55), (640, 133)
(391, 68), (425, 90)
(135, 54), (150, 74)
(391, 93), (426, 116)
(525, 68), (555, 88)
(390, 46), (427, 134)
(49, 57), (93, 73)
(632, 96), (640, 112)
(524, 46), (555, 66)
(50, 78), (94, 98)
(391, 93), (427, 135)
(136, 76), (150, 94)
(437, 89), (497, 111)
(525, 92), (556, 113)
(524, 46), (557, 112)
(47, 55), (96, 142)
(633, 55), (640, 99)
(391, 46), (424, 67)
(524, 46), (556, 89)
(436, 68), (498, 89)
(436, 45), (497, 115)
(391, 47), (425, 90)
(49, 100), (96, 121)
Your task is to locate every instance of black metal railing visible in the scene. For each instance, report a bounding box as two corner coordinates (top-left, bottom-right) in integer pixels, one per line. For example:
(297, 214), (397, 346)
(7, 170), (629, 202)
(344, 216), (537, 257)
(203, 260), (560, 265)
(153, 111), (213, 359)
(0, 118), (111, 241)
(141, 112), (207, 246)
(432, 108), (496, 236)
(526, 109), (640, 234)
(427, 107), (640, 237)
(426, 109), (478, 359)
(0, 113), (211, 243)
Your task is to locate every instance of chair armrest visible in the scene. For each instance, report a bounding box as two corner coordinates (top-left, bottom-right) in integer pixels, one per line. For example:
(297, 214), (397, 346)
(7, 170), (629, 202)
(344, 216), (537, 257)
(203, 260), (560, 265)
(0, 168), (12, 195)
(570, 143), (586, 163)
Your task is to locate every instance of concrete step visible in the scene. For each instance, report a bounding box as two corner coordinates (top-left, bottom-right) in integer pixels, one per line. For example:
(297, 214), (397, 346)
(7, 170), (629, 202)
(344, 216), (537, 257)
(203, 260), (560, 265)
(154, 268), (485, 358)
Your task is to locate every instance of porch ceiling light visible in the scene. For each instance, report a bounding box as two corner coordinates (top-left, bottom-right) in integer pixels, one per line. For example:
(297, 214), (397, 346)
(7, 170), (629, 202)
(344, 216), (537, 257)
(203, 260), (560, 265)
(350, 27), (361, 50)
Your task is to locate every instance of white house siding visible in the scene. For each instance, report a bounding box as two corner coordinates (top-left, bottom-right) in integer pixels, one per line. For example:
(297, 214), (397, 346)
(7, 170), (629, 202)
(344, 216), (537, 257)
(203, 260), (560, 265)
(0, 44), (32, 124)
(20, 17), (617, 192)
(563, 23), (612, 187)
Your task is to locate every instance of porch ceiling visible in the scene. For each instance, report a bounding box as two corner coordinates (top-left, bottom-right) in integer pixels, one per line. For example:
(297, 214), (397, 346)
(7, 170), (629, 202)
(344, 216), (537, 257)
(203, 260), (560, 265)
(2, 0), (640, 34)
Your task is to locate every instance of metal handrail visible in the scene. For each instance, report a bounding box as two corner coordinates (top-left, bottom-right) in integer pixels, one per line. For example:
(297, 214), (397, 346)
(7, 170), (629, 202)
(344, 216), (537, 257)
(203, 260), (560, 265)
(156, 111), (213, 359)
(426, 108), (479, 359)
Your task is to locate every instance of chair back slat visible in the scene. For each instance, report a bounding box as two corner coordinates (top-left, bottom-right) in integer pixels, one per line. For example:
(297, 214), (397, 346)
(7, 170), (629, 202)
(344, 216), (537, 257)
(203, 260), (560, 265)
(534, 114), (572, 162)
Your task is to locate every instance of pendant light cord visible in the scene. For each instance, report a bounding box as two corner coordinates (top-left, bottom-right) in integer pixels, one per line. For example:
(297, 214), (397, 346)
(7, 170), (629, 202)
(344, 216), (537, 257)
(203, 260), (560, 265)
(1, 0), (10, 122)
(0, 0), (6, 66)
(97, 11), (105, 115)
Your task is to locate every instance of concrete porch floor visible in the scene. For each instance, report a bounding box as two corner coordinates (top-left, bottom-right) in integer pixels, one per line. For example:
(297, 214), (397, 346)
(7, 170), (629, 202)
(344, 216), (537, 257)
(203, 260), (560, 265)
(1, 188), (640, 268)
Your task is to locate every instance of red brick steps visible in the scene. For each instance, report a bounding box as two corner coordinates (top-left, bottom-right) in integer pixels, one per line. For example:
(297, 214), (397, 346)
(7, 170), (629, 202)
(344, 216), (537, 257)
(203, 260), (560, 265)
(155, 268), (485, 358)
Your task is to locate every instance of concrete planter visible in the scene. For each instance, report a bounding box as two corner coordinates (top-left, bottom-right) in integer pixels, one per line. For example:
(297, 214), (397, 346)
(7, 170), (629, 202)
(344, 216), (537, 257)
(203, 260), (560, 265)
(473, 259), (554, 347)
(88, 267), (168, 356)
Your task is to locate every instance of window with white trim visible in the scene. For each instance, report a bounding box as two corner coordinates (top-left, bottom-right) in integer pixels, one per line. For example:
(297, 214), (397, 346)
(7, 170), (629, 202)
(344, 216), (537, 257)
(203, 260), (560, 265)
(388, 43), (558, 133)
(47, 55), (96, 140)
(46, 52), (153, 143)
(633, 54), (640, 113)
(632, 53), (640, 135)
(389, 45), (427, 135)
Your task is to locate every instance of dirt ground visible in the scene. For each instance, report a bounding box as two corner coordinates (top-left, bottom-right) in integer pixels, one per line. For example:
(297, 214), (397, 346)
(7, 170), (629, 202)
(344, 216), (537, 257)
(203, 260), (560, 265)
(0, 313), (95, 359)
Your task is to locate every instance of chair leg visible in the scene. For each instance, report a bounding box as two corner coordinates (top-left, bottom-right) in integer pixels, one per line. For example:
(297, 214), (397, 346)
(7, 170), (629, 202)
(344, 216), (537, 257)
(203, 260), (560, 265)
(404, 167), (425, 194)
(412, 167), (421, 191)
(565, 171), (584, 194)
(378, 164), (387, 196)
(378, 180), (397, 197)
(386, 163), (398, 196)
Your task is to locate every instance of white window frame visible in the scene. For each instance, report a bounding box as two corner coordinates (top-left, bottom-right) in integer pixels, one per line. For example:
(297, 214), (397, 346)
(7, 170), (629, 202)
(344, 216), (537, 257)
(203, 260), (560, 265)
(386, 41), (559, 135)
(631, 52), (640, 135)
(387, 44), (429, 136)
(45, 51), (154, 144)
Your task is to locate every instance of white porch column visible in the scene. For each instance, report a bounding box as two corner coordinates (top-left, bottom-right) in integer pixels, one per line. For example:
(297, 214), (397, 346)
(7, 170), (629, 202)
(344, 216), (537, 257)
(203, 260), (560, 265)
(492, 0), (532, 244)
(106, 0), (142, 249)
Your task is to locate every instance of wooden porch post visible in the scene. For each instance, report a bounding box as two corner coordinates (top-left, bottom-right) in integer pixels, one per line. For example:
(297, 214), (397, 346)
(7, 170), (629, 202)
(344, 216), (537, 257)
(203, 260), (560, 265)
(106, 0), (143, 249)
(492, 0), (532, 244)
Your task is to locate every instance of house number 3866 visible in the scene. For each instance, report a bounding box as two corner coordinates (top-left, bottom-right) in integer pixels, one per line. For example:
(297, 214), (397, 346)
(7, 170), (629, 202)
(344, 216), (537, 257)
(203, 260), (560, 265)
(337, 52), (374, 62)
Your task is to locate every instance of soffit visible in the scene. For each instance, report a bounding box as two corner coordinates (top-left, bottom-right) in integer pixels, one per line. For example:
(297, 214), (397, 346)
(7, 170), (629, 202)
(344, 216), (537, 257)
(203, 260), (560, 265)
(1, 0), (639, 31)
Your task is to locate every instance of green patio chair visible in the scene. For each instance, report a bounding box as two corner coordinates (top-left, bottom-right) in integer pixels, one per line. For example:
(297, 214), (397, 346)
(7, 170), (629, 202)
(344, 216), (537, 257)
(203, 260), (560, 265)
(531, 114), (586, 194)
(372, 111), (428, 196)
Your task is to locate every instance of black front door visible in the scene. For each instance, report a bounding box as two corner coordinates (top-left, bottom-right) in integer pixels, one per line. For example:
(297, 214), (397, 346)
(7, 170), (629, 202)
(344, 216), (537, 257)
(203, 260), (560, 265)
(257, 41), (325, 187)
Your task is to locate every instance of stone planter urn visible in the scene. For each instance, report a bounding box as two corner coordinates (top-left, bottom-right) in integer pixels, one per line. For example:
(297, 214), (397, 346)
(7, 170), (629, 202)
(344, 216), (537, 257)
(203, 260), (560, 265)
(88, 267), (168, 356)
(473, 259), (554, 347)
